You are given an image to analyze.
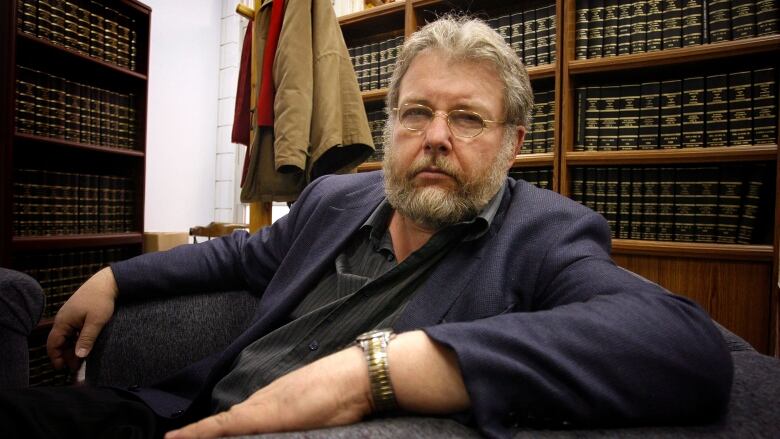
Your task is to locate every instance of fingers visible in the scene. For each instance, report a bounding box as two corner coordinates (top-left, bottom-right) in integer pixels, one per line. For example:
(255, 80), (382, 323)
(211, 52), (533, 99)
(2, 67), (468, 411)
(74, 317), (104, 359)
(46, 321), (79, 370)
(165, 408), (259, 439)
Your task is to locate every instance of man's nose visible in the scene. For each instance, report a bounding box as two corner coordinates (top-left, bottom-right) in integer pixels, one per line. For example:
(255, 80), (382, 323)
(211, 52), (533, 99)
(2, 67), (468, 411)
(423, 112), (453, 154)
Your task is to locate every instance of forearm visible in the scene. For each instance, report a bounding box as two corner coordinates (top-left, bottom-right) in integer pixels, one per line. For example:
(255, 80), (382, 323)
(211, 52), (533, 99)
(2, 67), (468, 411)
(386, 330), (471, 414)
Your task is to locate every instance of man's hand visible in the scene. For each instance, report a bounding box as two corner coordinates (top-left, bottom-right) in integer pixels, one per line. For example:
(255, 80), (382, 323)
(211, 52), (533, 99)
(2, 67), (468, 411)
(165, 346), (372, 439)
(46, 266), (118, 370)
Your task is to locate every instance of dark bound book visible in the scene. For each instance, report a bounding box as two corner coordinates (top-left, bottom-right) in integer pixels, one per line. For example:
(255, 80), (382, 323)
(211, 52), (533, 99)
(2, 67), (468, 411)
(511, 11), (525, 60)
(708, 0), (732, 42)
(682, 76), (705, 148)
(585, 86), (601, 150)
(705, 73), (728, 147)
(599, 85), (621, 150)
(630, 0), (649, 53)
(728, 70), (753, 146)
(547, 5), (558, 63)
(618, 0), (634, 55)
(673, 166), (697, 241)
(731, 0), (757, 39)
(659, 79), (682, 149)
(682, 0), (704, 46)
(575, 87), (587, 151)
(639, 81), (661, 149)
(662, 0), (683, 49)
(646, 0), (664, 51)
(752, 67), (777, 145)
(642, 167), (660, 240)
(629, 168), (644, 238)
(716, 166), (744, 244)
(532, 90), (548, 153)
(695, 166), (719, 242)
(583, 167), (598, 211)
(603, 0), (620, 56)
(524, 8), (538, 66)
(497, 14), (512, 47)
(756, 0), (780, 35)
(657, 167), (676, 241)
(618, 167), (633, 238)
(737, 163), (768, 244)
(605, 167), (620, 236)
(618, 83), (641, 149)
(545, 90), (555, 153)
(594, 168), (608, 217)
(571, 167), (585, 204)
(535, 10), (551, 65)
(588, 0), (605, 58)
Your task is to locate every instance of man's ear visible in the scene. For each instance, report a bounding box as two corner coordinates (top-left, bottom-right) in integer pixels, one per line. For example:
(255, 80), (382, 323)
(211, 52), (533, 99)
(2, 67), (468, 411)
(506, 125), (527, 170)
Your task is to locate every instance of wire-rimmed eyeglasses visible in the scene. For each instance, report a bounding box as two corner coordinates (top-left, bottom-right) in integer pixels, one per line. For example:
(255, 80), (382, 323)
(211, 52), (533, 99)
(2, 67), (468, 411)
(392, 103), (505, 138)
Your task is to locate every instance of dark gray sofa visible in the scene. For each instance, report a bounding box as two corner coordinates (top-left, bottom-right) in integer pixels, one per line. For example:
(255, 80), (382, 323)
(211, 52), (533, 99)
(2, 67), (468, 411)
(1, 267), (779, 437)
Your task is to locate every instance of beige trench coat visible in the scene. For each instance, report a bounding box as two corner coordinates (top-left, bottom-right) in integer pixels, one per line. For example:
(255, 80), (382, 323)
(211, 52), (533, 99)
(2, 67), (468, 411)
(241, 0), (374, 203)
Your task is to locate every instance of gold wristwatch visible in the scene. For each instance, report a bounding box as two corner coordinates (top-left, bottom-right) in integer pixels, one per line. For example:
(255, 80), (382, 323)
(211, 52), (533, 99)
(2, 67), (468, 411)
(356, 329), (397, 413)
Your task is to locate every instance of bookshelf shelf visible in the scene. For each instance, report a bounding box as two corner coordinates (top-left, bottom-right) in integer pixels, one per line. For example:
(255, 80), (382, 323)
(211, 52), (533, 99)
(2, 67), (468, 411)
(566, 145), (778, 165)
(528, 63), (557, 79)
(14, 133), (146, 158)
(12, 233), (144, 251)
(362, 88), (388, 103)
(17, 32), (148, 81)
(339, 1), (406, 26)
(514, 152), (555, 167)
(612, 240), (774, 261)
(357, 161), (382, 172)
(568, 36), (780, 76)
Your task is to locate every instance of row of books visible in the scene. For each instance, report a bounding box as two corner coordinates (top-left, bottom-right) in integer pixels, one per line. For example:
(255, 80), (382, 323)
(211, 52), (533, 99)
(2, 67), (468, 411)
(526, 89), (556, 154)
(574, 67), (777, 151)
(349, 35), (403, 92)
(17, 0), (139, 71)
(15, 247), (136, 318)
(15, 65), (139, 149)
(333, 0), (395, 17)
(576, 0), (780, 59)
(13, 168), (138, 237)
(570, 164), (770, 244)
(367, 108), (387, 162)
(509, 167), (554, 190)
(487, 3), (558, 68)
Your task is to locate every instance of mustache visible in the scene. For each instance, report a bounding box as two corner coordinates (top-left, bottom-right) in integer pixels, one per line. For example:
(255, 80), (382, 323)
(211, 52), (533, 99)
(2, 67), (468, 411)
(406, 156), (463, 185)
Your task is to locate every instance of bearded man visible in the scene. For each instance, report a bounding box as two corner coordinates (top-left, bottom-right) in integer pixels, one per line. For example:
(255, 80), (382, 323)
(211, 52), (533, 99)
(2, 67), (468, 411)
(1, 15), (731, 439)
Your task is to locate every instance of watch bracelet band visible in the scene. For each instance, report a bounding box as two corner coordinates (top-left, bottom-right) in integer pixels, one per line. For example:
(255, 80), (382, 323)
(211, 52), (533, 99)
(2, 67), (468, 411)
(358, 330), (397, 413)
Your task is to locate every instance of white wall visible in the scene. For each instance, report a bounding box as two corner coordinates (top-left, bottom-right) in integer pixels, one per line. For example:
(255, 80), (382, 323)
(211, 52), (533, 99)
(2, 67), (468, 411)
(143, 0), (221, 232)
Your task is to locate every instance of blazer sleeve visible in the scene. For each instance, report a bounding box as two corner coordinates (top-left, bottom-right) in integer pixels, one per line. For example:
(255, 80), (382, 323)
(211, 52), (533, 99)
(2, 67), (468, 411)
(110, 176), (327, 301)
(423, 209), (733, 438)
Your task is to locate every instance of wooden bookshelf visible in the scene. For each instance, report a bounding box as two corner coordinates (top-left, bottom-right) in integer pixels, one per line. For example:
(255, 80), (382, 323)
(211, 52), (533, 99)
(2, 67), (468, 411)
(341, 0), (780, 355)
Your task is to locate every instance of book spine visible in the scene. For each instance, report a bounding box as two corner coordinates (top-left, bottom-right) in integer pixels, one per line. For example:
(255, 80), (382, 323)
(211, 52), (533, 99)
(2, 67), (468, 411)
(659, 79), (682, 149)
(756, 0), (780, 35)
(737, 163), (767, 244)
(584, 167), (598, 211)
(524, 8), (538, 66)
(657, 166), (676, 241)
(599, 85), (620, 150)
(752, 67), (777, 145)
(695, 166), (719, 242)
(545, 90), (555, 153)
(618, 1), (634, 55)
(716, 165), (743, 243)
(727, 70), (753, 146)
(605, 167), (620, 237)
(575, 87), (587, 151)
(682, 76), (705, 148)
(673, 166), (697, 241)
(642, 167), (660, 239)
(639, 81), (661, 149)
(705, 73), (729, 147)
(630, 0), (649, 54)
(707, 0), (732, 42)
(14, 66), (37, 135)
(547, 5), (557, 63)
(532, 90), (547, 153)
(571, 167), (585, 204)
(585, 86), (601, 151)
(618, 83), (641, 150)
(662, 0), (684, 49)
(511, 11), (525, 61)
(682, 0), (704, 46)
(618, 167), (633, 238)
(535, 10), (550, 65)
(594, 168), (608, 218)
(603, 0), (620, 57)
(18, 0), (38, 36)
(629, 167), (645, 238)
(731, 0), (757, 40)
(587, 0), (605, 58)
(646, 0), (664, 51)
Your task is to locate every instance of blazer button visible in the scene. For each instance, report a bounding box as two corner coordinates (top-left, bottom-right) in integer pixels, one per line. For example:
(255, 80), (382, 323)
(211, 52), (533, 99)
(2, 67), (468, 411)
(171, 409), (184, 418)
(308, 340), (319, 351)
(127, 384), (140, 392)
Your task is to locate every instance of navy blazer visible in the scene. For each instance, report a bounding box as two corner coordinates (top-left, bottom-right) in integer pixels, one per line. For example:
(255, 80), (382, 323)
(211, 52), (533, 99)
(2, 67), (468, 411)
(111, 171), (732, 438)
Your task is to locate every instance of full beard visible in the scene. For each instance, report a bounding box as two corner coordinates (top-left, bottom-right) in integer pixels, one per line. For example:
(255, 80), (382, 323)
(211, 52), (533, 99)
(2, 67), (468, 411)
(382, 124), (515, 230)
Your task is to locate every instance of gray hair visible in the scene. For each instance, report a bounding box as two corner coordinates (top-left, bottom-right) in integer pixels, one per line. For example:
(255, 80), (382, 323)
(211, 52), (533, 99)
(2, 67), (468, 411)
(385, 14), (534, 129)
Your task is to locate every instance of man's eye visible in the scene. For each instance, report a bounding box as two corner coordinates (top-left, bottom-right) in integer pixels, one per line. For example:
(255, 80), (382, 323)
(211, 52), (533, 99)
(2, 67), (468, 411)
(403, 108), (431, 118)
(451, 112), (483, 127)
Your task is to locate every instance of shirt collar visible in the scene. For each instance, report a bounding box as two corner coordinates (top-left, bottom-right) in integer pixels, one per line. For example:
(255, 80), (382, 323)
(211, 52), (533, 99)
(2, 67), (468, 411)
(361, 179), (506, 244)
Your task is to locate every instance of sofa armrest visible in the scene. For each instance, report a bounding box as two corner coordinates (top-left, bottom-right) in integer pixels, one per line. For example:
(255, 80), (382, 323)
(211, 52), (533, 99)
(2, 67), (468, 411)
(85, 290), (260, 387)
